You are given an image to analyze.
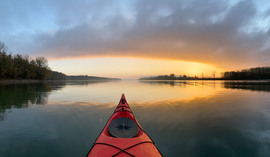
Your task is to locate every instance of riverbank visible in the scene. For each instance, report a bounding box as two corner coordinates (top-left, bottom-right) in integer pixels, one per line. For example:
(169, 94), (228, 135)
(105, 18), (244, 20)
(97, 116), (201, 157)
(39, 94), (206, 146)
(0, 79), (121, 85)
(139, 78), (270, 81)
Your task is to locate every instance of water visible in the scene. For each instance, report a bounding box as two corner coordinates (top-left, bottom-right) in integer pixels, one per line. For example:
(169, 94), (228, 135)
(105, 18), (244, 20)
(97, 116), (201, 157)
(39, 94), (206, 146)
(0, 80), (270, 157)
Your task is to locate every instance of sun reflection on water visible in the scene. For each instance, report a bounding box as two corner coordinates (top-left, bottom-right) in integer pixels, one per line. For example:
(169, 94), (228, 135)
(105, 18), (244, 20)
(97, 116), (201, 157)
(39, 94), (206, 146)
(47, 80), (227, 106)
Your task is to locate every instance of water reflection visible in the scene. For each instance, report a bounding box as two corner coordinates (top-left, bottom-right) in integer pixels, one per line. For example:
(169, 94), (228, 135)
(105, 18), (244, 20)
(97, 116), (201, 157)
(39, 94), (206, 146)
(2, 80), (270, 116)
(0, 80), (270, 157)
(0, 83), (61, 121)
(65, 80), (121, 86)
(0, 80), (119, 121)
(132, 92), (270, 157)
(140, 80), (223, 87)
(140, 80), (188, 86)
(141, 80), (270, 92)
(224, 81), (270, 92)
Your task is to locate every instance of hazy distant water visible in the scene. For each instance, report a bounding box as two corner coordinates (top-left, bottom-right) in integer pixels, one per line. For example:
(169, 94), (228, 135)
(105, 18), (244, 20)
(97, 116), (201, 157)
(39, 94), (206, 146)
(1, 80), (270, 157)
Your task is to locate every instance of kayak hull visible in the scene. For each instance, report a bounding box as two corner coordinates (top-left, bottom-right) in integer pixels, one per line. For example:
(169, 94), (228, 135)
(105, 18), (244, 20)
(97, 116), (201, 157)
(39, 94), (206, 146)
(87, 94), (162, 157)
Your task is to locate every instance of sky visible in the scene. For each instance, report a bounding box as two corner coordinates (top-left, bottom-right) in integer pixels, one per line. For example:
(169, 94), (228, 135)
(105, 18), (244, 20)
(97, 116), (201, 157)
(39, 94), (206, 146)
(1, 0), (270, 78)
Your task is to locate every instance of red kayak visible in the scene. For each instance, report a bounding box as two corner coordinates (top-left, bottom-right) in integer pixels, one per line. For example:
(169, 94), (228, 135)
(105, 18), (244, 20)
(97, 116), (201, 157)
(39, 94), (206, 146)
(87, 94), (162, 157)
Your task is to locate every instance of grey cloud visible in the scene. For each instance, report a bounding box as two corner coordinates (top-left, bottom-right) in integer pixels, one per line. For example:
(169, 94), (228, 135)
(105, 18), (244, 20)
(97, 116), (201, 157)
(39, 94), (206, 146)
(266, 8), (270, 16)
(1, 0), (270, 69)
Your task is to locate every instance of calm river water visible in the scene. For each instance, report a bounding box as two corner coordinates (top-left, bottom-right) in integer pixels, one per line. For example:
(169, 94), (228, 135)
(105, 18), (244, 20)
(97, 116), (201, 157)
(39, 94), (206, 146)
(1, 80), (270, 157)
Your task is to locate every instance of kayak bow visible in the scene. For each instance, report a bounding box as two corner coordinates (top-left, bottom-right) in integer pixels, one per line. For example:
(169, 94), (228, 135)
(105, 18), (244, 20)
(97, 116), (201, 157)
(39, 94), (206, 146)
(87, 94), (162, 157)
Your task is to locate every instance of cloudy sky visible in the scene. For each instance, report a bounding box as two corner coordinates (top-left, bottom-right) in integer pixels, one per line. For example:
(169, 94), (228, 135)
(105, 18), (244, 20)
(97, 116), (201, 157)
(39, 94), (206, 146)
(1, 0), (270, 78)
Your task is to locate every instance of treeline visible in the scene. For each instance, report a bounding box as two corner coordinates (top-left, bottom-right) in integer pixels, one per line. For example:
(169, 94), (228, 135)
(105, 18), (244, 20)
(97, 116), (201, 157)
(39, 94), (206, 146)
(223, 67), (270, 80)
(0, 53), (50, 80)
(0, 41), (65, 80)
(140, 67), (270, 80)
(66, 75), (120, 80)
(140, 74), (200, 80)
(48, 71), (67, 80)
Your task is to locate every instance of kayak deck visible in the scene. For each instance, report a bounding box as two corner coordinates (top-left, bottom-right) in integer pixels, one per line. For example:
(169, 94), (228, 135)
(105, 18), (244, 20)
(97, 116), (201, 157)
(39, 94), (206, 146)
(87, 94), (162, 157)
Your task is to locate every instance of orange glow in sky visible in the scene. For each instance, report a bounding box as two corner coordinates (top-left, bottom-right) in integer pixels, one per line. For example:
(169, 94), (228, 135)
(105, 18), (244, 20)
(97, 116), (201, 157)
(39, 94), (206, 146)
(49, 57), (224, 79)
(2, 0), (270, 78)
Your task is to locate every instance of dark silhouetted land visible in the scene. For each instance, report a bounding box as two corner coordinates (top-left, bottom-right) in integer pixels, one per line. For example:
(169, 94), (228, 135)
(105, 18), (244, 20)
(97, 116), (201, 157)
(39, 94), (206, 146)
(66, 75), (120, 81)
(0, 42), (51, 80)
(223, 67), (270, 80)
(0, 41), (120, 82)
(140, 67), (270, 80)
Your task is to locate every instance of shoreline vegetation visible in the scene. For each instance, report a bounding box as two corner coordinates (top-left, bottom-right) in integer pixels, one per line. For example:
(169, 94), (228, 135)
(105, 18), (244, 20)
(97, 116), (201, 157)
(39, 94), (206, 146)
(139, 67), (270, 81)
(0, 41), (120, 83)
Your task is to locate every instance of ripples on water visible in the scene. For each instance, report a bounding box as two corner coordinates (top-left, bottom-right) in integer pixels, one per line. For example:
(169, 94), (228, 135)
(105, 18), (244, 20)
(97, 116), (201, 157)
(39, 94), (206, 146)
(0, 80), (270, 157)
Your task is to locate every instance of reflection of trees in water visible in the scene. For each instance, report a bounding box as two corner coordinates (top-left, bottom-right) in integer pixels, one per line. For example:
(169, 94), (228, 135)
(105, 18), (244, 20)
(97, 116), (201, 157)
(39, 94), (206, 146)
(139, 80), (218, 87)
(0, 80), (119, 111)
(0, 80), (120, 121)
(224, 81), (270, 92)
(141, 80), (270, 92)
(65, 80), (120, 86)
(0, 83), (64, 121)
(139, 80), (188, 87)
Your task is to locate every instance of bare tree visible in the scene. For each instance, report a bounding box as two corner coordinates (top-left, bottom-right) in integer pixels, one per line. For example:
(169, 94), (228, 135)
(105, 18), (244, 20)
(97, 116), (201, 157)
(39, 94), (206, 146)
(36, 57), (48, 68)
(169, 73), (175, 78)
(212, 71), (216, 79)
(0, 41), (7, 53)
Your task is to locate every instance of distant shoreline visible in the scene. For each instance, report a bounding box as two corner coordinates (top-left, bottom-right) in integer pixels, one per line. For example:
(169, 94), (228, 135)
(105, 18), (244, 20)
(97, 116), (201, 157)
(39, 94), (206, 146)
(0, 78), (121, 84)
(139, 78), (270, 81)
(139, 67), (270, 81)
